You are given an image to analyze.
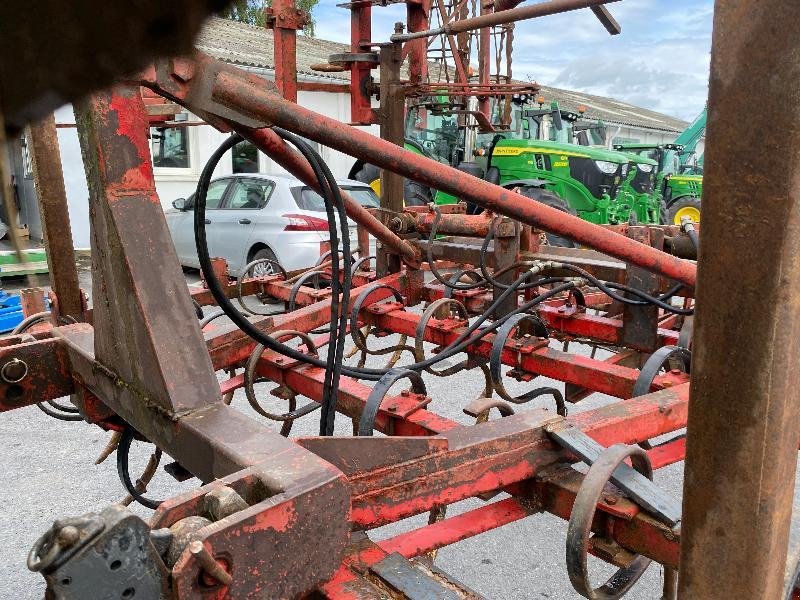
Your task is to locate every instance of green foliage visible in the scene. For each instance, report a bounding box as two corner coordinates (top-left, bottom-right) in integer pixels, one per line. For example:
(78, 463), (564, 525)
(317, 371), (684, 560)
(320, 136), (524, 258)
(220, 0), (318, 36)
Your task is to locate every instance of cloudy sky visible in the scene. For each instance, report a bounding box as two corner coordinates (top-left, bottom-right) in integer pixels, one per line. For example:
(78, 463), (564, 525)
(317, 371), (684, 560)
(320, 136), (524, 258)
(312, 0), (713, 122)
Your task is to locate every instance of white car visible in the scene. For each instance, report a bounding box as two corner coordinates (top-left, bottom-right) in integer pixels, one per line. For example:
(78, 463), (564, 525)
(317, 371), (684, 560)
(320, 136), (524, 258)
(165, 174), (379, 276)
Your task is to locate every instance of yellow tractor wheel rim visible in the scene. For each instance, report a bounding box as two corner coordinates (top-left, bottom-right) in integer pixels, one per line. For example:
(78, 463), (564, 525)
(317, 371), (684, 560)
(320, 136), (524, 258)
(673, 205), (700, 225)
(369, 178), (381, 196)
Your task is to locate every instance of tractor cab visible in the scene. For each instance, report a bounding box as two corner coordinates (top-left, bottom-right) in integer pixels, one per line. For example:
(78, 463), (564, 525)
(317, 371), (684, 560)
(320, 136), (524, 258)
(615, 142), (702, 225)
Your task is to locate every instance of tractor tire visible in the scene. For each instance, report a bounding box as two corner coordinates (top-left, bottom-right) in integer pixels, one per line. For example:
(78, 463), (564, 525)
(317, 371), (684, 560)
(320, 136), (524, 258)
(404, 180), (433, 207)
(517, 187), (578, 248)
(351, 162), (381, 195)
(659, 198), (668, 225)
(351, 161), (432, 207)
(667, 196), (701, 226)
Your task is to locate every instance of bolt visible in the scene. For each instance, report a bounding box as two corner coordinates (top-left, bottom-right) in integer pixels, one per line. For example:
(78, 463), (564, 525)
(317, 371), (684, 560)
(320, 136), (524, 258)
(190, 541), (232, 586)
(57, 525), (80, 548)
(387, 406), (397, 412)
(401, 390), (410, 397)
(275, 357), (283, 364)
(669, 368), (682, 375)
(514, 341), (523, 348)
(603, 495), (617, 506)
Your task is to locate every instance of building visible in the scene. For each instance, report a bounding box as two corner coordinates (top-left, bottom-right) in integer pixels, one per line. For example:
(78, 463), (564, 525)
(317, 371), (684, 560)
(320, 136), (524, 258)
(8, 16), (692, 248)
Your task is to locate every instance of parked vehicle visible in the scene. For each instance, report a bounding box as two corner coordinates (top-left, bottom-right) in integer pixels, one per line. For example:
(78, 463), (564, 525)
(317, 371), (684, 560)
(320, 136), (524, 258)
(165, 174), (379, 276)
(614, 107), (706, 224)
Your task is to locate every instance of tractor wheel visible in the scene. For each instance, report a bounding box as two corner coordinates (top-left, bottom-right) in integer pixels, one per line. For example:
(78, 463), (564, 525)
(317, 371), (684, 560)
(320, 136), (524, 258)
(659, 198), (668, 225)
(517, 187), (578, 248)
(667, 196), (701, 226)
(351, 162), (381, 195)
(351, 161), (432, 207)
(404, 180), (433, 206)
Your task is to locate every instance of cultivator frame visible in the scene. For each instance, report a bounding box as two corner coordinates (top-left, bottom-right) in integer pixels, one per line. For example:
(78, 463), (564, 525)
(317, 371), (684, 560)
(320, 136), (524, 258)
(4, 1), (800, 599)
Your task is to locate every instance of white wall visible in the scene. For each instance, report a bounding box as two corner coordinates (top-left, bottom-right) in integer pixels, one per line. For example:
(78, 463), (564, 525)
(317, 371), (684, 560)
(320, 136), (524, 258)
(54, 105), (91, 248)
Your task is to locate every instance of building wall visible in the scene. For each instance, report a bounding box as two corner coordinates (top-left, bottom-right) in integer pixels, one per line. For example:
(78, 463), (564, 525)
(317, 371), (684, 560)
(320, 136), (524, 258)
(13, 67), (682, 250)
(151, 84), (379, 210)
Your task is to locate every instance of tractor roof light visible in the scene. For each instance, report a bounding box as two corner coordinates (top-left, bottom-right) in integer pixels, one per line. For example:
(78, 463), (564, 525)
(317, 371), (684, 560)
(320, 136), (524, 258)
(578, 105), (586, 114)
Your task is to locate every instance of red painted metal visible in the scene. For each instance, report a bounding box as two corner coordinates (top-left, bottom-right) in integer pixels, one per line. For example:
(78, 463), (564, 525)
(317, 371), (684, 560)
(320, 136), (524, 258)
(6, 6), (737, 595)
(266, 0), (307, 102)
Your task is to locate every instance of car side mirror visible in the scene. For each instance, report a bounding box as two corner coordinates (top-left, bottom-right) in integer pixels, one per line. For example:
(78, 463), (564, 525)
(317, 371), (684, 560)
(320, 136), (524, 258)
(172, 197), (188, 211)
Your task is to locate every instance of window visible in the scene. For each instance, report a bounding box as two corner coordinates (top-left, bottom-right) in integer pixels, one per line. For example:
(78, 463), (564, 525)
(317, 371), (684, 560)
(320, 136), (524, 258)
(150, 125), (190, 168)
(292, 186), (379, 213)
(232, 140), (259, 173)
(184, 179), (229, 210)
(225, 178), (274, 209)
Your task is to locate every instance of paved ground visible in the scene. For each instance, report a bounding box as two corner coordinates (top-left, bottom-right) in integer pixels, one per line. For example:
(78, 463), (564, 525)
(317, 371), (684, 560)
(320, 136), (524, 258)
(0, 268), (796, 598)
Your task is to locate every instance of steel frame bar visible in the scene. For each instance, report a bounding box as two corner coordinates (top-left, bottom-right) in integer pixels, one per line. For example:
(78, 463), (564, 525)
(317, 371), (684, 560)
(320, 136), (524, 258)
(678, 2), (800, 598)
(28, 113), (84, 320)
(390, 0), (621, 41)
(362, 308), (688, 398)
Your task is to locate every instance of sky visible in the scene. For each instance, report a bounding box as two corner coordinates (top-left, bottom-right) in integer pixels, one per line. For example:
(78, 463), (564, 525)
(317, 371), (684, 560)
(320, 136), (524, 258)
(312, 0), (713, 122)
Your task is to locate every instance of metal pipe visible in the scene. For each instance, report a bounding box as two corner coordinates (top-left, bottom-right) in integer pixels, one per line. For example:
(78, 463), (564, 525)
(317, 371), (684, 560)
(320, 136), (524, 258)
(211, 72), (697, 287)
(678, 2), (800, 598)
(390, 0), (620, 42)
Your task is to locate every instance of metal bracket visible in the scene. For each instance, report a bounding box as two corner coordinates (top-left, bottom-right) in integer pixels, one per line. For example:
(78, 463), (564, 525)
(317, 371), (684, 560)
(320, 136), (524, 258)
(546, 422), (682, 526)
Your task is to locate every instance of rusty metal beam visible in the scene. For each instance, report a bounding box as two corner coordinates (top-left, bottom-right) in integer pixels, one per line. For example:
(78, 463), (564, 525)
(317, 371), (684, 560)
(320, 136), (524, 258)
(390, 0), (620, 42)
(208, 65), (697, 286)
(28, 113), (84, 320)
(678, 3), (800, 598)
(73, 85), (220, 418)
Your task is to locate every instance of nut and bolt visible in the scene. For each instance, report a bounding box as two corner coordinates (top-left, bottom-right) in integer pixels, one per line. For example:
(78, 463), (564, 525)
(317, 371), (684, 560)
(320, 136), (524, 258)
(56, 525), (81, 547)
(190, 540), (232, 586)
(603, 495), (617, 506)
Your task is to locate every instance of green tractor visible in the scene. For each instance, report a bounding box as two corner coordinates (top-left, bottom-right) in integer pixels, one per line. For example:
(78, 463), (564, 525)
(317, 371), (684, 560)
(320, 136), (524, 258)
(472, 101), (662, 234)
(348, 97), (663, 242)
(614, 107), (706, 225)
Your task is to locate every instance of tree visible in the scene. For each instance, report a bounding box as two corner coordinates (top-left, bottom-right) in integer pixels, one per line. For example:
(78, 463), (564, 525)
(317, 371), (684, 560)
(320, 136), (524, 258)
(220, 0), (319, 36)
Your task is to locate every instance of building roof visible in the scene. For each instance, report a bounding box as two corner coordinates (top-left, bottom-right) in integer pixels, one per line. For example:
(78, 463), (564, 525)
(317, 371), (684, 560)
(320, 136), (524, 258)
(196, 17), (688, 133)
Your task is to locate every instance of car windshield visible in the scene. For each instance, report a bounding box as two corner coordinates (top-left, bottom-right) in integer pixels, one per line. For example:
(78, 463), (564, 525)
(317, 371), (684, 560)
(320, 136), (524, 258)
(292, 186), (380, 212)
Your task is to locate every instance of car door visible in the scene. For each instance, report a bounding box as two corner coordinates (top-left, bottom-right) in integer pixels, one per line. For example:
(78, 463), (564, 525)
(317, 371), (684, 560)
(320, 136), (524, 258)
(210, 177), (276, 275)
(168, 178), (231, 267)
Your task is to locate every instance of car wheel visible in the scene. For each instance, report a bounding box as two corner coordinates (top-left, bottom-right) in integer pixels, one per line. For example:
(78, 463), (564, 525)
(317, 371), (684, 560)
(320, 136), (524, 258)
(251, 247), (281, 277)
(667, 196), (701, 226)
(517, 187), (578, 248)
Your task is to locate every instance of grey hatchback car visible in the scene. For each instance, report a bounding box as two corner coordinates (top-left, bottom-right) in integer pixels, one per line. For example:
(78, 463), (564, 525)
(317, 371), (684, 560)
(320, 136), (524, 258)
(165, 173), (379, 276)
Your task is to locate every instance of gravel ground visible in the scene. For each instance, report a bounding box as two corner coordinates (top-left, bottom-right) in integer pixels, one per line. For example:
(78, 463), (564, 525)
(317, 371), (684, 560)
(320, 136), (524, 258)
(0, 269), (796, 599)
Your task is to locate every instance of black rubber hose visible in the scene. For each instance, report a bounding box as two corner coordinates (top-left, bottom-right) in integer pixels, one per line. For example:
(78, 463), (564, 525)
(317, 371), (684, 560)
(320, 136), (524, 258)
(116, 427), (163, 509)
(193, 138), (574, 382)
(275, 128), (351, 436)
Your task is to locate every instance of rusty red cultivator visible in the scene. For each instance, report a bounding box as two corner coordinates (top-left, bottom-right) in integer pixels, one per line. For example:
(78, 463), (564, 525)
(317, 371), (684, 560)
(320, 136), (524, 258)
(4, 1), (800, 599)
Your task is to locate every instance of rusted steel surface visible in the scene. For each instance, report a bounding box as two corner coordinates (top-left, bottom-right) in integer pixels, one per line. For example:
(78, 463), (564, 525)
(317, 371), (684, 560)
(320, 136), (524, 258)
(377, 39), (406, 275)
(208, 65), (697, 286)
(28, 113), (84, 320)
(390, 0), (621, 41)
(678, 2), (800, 598)
(6, 10), (771, 595)
(0, 337), (73, 411)
(0, 0), (221, 131)
(265, 0), (307, 103)
(74, 85), (220, 417)
(364, 308), (688, 398)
